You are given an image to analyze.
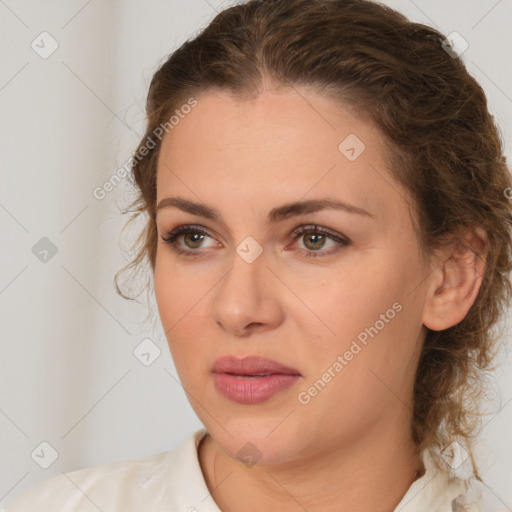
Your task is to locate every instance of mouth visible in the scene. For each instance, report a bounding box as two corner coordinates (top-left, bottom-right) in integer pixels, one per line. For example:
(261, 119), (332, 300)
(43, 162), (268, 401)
(211, 355), (302, 404)
(225, 373), (276, 378)
(212, 355), (301, 376)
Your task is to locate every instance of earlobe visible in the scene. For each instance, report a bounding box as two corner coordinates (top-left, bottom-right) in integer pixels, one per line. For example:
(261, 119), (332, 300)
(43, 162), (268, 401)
(422, 229), (487, 331)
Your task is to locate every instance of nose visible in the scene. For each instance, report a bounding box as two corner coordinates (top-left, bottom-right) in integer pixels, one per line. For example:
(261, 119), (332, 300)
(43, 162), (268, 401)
(211, 247), (285, 337)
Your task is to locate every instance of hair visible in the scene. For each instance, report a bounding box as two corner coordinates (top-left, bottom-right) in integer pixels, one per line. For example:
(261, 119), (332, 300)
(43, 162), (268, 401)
(115, 0), (512, 478)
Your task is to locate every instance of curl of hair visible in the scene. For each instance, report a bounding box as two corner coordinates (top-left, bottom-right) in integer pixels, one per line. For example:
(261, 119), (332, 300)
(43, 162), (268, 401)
(114, 0), (512, 478)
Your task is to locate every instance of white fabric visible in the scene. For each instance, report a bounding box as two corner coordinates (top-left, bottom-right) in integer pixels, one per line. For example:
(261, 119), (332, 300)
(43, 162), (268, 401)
(3, 428), (482, 512)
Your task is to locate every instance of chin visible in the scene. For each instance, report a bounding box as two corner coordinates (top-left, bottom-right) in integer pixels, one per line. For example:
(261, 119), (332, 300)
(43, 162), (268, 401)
(203, 415), (307, 466)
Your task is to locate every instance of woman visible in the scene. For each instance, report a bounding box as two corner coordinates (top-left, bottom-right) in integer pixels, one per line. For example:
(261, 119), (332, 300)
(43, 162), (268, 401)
(5, 0), (511, 510)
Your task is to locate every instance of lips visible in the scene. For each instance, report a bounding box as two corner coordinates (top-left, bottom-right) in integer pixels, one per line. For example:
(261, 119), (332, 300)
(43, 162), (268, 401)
(212, 356), (302, 404)
(212, 356), (301, 376)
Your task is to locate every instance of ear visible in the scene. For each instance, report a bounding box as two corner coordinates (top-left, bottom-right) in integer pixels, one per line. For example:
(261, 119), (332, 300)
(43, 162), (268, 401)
(422, 228), (487, 331)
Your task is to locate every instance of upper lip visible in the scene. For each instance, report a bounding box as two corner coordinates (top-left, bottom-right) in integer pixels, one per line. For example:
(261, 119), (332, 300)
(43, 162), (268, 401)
(212, 356), (301, 376)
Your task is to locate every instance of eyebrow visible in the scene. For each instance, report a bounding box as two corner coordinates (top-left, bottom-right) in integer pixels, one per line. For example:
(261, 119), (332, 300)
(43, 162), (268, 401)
(156, 196), (375, 223)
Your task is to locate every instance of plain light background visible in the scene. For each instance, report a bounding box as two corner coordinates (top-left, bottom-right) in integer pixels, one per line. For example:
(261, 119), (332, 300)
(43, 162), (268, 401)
(1, 0), (511, 509)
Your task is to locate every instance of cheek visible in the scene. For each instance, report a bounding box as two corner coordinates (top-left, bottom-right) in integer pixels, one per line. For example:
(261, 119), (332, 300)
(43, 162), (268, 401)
(293, 258), (405, 350)
(295, 253), (424, 397)
(154, 247), (210, 325)
(154, 258), (209, 369)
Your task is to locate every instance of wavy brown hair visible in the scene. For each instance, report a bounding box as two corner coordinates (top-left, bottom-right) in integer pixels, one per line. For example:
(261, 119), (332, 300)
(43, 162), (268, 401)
(115, 0), (512, 477)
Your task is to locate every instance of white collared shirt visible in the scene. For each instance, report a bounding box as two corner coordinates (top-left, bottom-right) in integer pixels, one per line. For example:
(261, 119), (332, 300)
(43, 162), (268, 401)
(3, 429), (484, 511)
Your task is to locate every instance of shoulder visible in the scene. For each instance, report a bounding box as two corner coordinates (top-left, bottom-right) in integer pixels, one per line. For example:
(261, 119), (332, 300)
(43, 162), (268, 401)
(4, 450), (173, 512)
(394, 447), (490, 512)
(3, 429), (210, 512)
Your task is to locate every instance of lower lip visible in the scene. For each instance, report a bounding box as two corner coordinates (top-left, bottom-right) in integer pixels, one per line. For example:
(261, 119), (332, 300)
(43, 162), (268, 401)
(212, 373), (301, 404)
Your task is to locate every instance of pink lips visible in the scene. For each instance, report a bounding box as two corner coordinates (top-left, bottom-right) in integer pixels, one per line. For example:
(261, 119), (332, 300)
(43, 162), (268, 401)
(212, 356), (302, 404)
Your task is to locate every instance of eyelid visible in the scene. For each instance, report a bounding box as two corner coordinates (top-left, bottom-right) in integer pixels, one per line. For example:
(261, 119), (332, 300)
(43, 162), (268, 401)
(160, 223), (351, 258)
(291, 224), (350, 245)
(288, 225), (350, 257)
(160, 224), (220, 250)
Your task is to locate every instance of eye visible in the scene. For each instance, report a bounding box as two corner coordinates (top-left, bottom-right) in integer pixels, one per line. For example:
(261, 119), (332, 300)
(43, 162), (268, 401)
(289, 225), (350, 258)
(160, 224), (350, 259)
(160, 224), (220, 257)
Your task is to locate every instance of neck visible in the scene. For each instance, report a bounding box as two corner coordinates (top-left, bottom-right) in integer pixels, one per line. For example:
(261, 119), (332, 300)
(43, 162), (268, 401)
(198, 421), (423, 512)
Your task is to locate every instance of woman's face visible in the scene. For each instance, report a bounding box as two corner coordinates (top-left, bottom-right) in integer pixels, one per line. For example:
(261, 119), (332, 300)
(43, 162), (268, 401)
(154, 88), (432, 465)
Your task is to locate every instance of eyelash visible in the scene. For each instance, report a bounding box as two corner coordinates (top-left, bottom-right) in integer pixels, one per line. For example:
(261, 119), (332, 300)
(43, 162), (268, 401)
(160, 224), (350, 259)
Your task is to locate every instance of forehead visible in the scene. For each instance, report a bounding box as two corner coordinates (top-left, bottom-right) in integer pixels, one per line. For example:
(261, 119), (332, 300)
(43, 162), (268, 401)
(159, 88), (377, 161)
(156, 89), (409, 226)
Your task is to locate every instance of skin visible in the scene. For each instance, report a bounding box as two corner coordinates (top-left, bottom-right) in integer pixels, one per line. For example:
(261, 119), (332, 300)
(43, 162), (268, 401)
(153, 86), (485, 511)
